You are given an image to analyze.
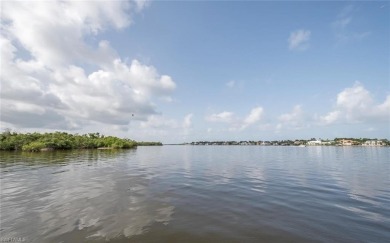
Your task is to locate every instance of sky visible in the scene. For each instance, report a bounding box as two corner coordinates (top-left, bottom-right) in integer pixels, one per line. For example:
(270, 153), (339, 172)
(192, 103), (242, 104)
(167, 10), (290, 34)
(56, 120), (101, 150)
(1, 0), (389, 143)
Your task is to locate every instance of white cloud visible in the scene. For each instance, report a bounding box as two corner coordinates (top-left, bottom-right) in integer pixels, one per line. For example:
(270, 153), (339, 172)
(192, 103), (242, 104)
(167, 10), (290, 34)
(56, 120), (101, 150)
(2, 1), (131, 67)
(139, 113), (193, 131)
(279, 105), (303, 123)
(133, 0), (150, 12)
(206, 107), (264, 131)
(277, 105), (307, 130)
(1, 0), (176, 131)
(241, 107), (264, 130)
(332, 5), (370, 44)
(320, 83), (390, 125)
(183, 114), (193, 129)
(320, 111), (341, 125)
(288, 29), (311, 51)
(206, 112), (235, 123)
(136, 113), (194, 142)
(140, 115), (178, 129)
(226, 80), (236, 88)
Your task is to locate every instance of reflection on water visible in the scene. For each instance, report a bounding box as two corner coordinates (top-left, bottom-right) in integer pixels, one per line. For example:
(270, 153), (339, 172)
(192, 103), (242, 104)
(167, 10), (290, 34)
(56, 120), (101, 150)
(1, 146), (389, 242)
(1, 149), (173, 242)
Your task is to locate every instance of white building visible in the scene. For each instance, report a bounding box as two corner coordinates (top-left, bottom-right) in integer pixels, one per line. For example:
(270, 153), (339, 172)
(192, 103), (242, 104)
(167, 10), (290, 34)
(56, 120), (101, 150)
(363, 140), (383, 146)
(307, 139), (322, 146)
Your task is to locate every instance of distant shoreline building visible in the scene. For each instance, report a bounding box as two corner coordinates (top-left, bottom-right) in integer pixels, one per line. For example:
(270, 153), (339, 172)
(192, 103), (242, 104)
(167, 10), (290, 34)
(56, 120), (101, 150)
(363, 140), (384, 146)
(340, 139), (353, 146)
(187, 138), (389, 146)
(307, 139), (322, 146)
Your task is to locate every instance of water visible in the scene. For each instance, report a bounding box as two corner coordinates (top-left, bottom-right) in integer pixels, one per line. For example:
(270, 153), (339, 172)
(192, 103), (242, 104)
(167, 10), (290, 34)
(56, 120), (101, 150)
(1, 146), (389, 242)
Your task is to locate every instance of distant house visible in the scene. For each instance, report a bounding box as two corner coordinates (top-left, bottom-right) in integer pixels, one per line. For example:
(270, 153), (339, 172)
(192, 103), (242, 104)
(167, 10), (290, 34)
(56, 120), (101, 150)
(340, 139), (353, 146)
(307, 139), (322, 146)
(321, 141), (333, 145)
(363, 140), (383, 146)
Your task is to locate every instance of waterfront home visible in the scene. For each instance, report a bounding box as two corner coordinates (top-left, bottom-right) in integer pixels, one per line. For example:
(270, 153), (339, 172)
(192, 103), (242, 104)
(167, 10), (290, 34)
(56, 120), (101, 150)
(321, 140), (333, 145)
(307, 139), (322, 146)
(294, 140), (303, 145)
(363, 140), (384, 146)
(340, 139), (353, 146)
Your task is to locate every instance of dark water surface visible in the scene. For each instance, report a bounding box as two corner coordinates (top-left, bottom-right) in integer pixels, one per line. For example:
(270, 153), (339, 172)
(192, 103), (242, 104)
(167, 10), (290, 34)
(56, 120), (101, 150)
(1, 146), (389, 242)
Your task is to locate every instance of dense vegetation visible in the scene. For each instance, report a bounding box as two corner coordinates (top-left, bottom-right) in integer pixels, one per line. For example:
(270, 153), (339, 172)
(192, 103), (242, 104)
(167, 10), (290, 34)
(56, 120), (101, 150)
(137, 141), (163, 146)
(0, 131), (138, 151)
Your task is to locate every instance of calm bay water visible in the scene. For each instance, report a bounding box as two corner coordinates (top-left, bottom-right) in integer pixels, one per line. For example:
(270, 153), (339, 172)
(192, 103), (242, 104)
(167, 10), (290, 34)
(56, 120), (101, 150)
(1, 146), (389, 242)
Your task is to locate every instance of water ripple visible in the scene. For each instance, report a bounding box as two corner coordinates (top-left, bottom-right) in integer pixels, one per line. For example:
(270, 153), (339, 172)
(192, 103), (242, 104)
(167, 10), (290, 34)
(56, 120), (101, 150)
(1, 146), (389, 242)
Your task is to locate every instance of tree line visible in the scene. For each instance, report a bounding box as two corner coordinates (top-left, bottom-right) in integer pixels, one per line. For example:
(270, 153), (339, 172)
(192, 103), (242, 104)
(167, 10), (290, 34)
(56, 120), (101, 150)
(0, 131), (148, 152)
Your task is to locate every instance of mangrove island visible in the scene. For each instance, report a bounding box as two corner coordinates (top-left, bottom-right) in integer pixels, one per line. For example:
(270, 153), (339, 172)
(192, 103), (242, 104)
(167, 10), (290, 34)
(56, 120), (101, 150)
(0, 130), (161, 152)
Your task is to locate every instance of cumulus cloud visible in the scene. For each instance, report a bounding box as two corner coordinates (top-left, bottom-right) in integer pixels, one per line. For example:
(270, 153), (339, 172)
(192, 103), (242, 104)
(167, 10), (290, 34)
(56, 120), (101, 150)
(205, 107), (264, 131)
(277, 105), (306, 130)
(288, 29), (311, 50)
(320, 83), (390, 125)
(279, 105), (303, 123)
(320, 111), (341, 125)
(136, 113), (194, 142)
(241, 107), (264, 130)
(1, 0), (175, 131)
(206, 112), (235, 123)
(140, 113), (193, 130)
(2, 1), (131, 67)
(140, 115), (178, 129)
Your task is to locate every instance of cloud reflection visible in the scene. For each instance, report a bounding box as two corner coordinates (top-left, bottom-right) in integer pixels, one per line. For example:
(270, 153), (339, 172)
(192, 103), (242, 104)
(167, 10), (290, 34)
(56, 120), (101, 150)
(1, 150), (174, 242)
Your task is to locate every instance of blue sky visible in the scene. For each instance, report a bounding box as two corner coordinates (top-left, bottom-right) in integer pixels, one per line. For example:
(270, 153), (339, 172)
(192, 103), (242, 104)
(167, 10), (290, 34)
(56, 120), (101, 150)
(1, 1), (389, 143)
